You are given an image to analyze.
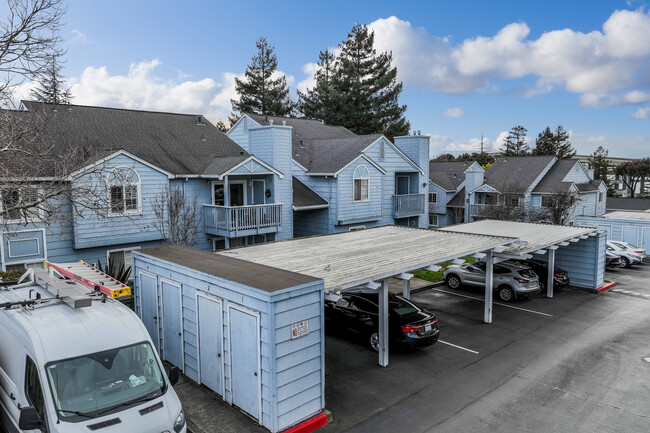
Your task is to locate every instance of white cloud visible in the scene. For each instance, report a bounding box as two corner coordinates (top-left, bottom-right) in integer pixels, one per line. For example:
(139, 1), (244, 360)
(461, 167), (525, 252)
(364, 10), (650, 106)
(442, 107), (466, 118)
(428, 132), (504, 156)
(630, 106), (650, 119)
(297, 62), (318, 93)
(68, 29), (92, 44)
(571, 133), (650, 156)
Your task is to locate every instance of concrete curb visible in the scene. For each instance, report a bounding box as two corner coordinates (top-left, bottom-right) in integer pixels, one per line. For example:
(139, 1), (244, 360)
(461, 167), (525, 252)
(410, 280), (446, 294)
(596, 281), (617, 293)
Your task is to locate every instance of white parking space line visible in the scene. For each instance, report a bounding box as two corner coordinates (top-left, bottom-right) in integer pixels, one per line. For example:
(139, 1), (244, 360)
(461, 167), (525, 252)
(432, 288), (553, 317)
(438, 340), (479, 354)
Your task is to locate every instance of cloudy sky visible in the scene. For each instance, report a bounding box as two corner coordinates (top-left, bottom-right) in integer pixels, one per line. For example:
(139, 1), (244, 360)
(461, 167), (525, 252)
(6, 0), (650, 157)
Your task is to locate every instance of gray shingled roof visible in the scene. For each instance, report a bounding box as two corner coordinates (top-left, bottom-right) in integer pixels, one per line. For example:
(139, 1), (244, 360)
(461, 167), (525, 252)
(293, 177), (328, 210)
(575, 182), (599, 192)
(532, 159), (580, 193)
(429, 161), (472, 191)
(447, 187), (465, 207)
(21, 101), (249, 176)
(247, 114), (388, 174)
(606, 197), (650, 211)
(484, 156), (555, 191)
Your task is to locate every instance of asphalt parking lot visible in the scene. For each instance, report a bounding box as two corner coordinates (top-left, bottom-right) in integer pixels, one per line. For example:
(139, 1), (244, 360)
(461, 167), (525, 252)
(322, 263), (650, 433)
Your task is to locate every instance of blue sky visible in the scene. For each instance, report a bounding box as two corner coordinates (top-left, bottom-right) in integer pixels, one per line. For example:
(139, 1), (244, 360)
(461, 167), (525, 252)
(8, 0), (650, 157)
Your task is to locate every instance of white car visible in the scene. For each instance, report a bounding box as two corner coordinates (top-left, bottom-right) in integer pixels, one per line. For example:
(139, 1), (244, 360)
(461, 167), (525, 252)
(606, 241), (644, 267)
(607, 240), (646, 258)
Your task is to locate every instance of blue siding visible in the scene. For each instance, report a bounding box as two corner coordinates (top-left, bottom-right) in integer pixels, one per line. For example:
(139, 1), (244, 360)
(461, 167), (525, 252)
(226, 116), (254, 152)
(336, 158), (383, 225)
(562, 162), (591, 183)
(428, 183), (450, 215)
(133, 252), (324, 433)
(293, 209), (330, 238)
(554, 232), (605, 289)
(576, 215), (650, 249)
(72, 154), (168, 249)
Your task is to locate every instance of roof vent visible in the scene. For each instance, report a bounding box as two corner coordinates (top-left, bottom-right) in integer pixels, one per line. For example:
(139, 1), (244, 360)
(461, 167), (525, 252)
(264, 115), (269, 123)
(299, 140), (305, 148)
(269, 119), (274, 125)
(196, 116), (204, 125)
(282, 120), (287, 126)
(240, 151), (244, 155)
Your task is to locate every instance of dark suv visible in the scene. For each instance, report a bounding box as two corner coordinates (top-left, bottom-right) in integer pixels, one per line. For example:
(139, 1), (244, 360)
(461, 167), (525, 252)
(324, 290), (439, 351)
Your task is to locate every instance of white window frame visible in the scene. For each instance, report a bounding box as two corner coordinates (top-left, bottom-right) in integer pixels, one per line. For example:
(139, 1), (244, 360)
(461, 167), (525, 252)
(428, 214), (438, 227)
(429, 192), (438, 204)
(353, 165), (370, 202)
(106, 246), (140, 282)
(107, 166), (142, 217)
(0, 186), (43, 223)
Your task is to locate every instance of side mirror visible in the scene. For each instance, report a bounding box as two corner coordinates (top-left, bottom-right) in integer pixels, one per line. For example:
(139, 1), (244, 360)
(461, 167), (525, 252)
(18, 406), (42, 430)
(169, 366), (179, 386)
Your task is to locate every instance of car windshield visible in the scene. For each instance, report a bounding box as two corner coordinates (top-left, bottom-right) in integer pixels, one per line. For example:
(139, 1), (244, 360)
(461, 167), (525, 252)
(45, 342), (166, 421)
(389, 296), (420, 316)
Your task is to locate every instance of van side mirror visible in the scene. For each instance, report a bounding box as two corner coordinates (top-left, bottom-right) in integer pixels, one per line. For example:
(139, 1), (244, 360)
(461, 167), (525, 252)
(18, 406), (42, 430)
(169, 366), (179, 386)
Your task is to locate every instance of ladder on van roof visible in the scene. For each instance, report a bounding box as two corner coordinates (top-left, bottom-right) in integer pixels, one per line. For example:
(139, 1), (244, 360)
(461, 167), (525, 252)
(46, 261), (132, 299)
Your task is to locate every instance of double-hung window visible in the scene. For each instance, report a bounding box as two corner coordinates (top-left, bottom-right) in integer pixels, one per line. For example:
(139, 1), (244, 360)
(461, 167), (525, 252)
(429, 192), (438, 204)
(353, 166), (369, 202)
(108, 167), (141, 215)
(1, 186), (40, 222)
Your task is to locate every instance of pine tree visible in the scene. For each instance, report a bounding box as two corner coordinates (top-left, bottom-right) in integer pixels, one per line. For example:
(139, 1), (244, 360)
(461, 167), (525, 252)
(299, 24), (410, 141)
(532, 127), (555, 156)
(500, 125), (529, 156)
(298, 49), (338, 122)
(588, 146), (610, 189)
(30, 54), (71, 104)
(229, 37), (295, 123)
(553, 125), (575, 159)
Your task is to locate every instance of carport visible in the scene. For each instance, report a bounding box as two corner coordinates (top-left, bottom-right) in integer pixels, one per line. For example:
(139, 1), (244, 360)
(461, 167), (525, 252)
(218, 225), (514, 366)
(441, 220), (604, 305)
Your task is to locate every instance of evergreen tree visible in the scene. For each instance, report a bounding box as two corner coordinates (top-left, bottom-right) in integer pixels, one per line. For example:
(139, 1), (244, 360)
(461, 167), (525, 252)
(588, 146), (611, 190)
(230, 37), (295, 123)
(216, 121), (229, 133)
(532, 127), (555, 156)
(500, 125), (529, 156)
(298, 49), (338, 122)
(30, 54), (71, 104)
(532, 125), (575, 158)
(298, 24), (410, 141)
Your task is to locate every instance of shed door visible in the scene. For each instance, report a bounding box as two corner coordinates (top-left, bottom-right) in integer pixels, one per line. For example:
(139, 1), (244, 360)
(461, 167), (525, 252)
(623, 226), (639, 246)
(643, 228), (650, 250)
(229, 307), (260, 420)
(161, 281), (183, 369)
(139, 273), (160, 351)
(198, 295), (223, 396)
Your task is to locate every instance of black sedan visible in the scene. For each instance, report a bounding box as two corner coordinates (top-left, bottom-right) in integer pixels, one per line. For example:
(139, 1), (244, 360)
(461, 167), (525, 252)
(507, 258), (570, 291)
(324, 290), (439, 351)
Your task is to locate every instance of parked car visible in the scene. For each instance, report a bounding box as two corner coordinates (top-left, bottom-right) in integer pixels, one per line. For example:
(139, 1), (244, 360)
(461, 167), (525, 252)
(606, 250), (624, 268)
(506, 258), (570, 291)
(606, 241), (644, 267)
(324, 290), (439, 351)
(443, 261), (541, 302)
(607, 240), (646, 259)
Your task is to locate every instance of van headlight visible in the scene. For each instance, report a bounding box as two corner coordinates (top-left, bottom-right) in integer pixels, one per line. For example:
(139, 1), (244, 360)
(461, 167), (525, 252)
(173, 408), (185, 432)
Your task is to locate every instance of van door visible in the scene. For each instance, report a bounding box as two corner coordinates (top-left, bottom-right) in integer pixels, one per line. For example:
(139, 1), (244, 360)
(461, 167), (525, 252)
(161, 280), (183, 370)
(197, 294), (223, 396)
(229, 306), (260, 420)
(24, 356), (47, 433)
(139, 272), (160, 351)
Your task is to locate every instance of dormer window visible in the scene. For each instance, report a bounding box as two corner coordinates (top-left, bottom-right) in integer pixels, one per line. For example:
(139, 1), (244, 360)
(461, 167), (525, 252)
(108, 167), (141, 215)
(353, 165), (370, 202)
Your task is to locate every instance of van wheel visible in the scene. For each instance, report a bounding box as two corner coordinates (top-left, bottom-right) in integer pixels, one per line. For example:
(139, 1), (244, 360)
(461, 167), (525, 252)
(447, 275), (461, 289)
(621, 257), (630, 268)
(497, 286), (515, 302)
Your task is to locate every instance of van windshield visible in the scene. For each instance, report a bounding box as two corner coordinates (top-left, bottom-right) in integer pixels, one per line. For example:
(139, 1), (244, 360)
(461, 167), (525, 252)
(45, 342), (166, 421)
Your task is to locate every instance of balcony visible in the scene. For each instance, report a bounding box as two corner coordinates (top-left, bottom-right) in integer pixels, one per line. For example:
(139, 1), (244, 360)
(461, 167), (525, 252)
(204, 203), (282, 237)
(393, 194), (425, 218)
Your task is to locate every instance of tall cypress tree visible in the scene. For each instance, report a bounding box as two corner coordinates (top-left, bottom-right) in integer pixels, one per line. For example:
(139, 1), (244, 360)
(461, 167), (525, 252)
(230, 37), (295, 124)
(299, 24), (410, 141)
(30, 54), (71, 104)
(500, 125), (529, 156)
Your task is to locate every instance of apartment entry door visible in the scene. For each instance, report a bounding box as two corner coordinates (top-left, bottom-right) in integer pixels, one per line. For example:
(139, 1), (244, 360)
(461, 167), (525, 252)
(396, 176), (410, 195)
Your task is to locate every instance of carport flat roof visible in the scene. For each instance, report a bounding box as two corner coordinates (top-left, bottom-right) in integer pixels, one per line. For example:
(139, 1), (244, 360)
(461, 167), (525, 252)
(440, 220), (598, 254)
(217, 226), (514, 292)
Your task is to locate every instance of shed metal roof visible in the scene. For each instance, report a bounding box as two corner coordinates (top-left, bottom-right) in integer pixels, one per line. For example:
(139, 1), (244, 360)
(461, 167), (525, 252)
(440, 220), (598, 254)
(136, 245), (320, 292)
(602, 211), (650, 220)
(217, 226), (514, 292)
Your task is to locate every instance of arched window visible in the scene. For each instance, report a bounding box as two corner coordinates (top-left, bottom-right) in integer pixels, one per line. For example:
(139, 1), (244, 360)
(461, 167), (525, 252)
(353, 165), (369, 202)
(108, 167), (141, 214)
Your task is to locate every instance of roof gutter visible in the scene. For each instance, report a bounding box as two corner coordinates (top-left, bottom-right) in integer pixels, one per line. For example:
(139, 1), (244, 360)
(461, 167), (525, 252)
(293, 204), (330, 211)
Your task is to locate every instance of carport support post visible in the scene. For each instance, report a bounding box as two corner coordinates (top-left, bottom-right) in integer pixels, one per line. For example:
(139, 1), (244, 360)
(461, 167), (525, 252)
(547, 248), (556, 298)
(379, 279), (389, 367)
(403, 278), (410, 300)
(484, 251), (493, 324)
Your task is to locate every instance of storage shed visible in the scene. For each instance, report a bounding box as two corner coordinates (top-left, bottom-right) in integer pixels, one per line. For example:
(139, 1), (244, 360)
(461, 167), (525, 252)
(576, 211), (650, 249)
(132, 245), (325, 433)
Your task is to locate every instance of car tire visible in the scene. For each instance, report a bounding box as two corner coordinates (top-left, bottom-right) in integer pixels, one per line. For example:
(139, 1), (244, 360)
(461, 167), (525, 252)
(369, 332), (379, 352)
(497, 285), (515, 302)
(621, 257), (631, 268)
(447, 275), (461, 289)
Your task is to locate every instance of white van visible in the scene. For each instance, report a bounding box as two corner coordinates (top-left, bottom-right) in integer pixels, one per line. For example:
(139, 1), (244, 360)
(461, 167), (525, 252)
(0, 267), (186, 433)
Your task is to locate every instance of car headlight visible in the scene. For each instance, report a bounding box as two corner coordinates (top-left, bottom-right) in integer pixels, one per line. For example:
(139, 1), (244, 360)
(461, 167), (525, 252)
(173, 408), (185, 432)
